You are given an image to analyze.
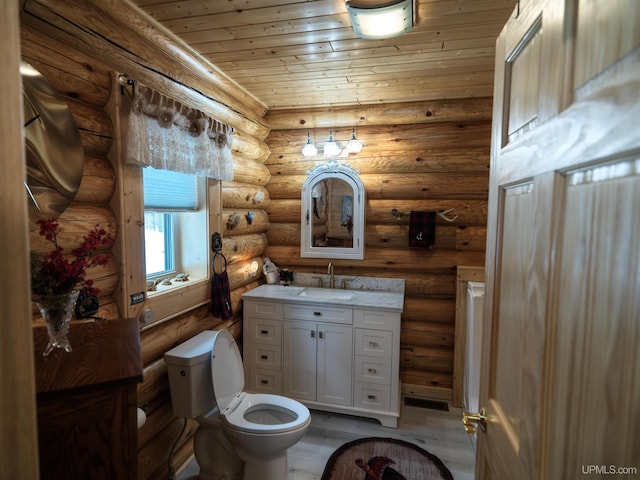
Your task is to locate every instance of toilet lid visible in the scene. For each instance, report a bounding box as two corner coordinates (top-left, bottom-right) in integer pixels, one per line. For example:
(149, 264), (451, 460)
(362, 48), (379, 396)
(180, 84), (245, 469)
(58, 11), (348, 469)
(211, 329), (245, 411)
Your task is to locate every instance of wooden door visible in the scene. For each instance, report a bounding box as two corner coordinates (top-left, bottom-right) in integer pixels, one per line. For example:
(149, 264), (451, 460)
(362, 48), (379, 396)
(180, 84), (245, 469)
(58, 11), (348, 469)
(316, 323), (353, 406)
(475, 1), (640, 479)
(283, 321), (317, 401)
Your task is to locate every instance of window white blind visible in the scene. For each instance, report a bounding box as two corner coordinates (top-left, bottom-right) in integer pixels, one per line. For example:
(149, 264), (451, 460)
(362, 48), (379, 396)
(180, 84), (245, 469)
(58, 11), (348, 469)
(143, 167), (197, 210)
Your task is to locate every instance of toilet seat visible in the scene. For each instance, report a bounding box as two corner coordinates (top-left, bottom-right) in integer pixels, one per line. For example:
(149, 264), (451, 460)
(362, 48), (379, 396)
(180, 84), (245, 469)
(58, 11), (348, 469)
(210, 330), (311, 435)
(223, 393), (311, 434)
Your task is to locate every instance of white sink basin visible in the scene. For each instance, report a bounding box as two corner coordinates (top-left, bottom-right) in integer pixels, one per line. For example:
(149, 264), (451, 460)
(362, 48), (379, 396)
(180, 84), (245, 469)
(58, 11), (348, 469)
(263, 285), (304, 295)
(298, 288), (354, 301)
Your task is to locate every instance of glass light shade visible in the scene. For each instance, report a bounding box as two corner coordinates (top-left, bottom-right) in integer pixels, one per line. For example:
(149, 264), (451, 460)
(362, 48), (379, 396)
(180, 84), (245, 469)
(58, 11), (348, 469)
(346, 0), (414, 40)
(345, 127), (363, 153)
(302, 131), (318, 156)
(323, 131), (341, 157)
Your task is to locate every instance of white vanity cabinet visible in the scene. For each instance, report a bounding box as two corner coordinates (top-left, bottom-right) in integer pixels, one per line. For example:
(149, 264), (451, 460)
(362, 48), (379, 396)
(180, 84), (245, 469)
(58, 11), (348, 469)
(282, 302), (353, 405)
(242, 285), (404, 427)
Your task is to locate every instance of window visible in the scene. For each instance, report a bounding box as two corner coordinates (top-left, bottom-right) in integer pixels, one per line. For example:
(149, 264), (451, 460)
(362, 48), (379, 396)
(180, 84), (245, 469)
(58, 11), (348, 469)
(144, 211), (174, 277)
(143, 167), (208, 286)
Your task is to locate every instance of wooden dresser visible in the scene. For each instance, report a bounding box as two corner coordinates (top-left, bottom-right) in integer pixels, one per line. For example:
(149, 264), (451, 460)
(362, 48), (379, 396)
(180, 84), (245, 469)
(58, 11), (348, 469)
(33, 318), (143, 479)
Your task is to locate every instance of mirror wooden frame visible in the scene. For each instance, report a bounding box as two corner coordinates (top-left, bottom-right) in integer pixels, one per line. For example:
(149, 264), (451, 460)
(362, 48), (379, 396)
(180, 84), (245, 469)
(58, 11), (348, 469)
(300, 161), (365, 260)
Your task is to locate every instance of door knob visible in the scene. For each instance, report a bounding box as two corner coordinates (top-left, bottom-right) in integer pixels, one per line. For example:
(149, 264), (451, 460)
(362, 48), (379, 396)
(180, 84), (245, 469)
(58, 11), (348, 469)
(462, 408), (487, 434)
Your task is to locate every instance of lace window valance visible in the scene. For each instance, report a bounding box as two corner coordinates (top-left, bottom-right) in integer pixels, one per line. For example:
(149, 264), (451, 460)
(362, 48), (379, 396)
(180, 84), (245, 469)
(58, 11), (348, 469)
(125, 82), (234, 180)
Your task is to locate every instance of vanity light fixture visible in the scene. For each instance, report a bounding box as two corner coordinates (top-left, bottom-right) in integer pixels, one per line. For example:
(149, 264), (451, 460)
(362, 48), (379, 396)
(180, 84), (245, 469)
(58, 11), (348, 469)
(323, 130), (342, 157)
(346, 0), (414, 40)
(301, 130), (318, 157)
(345, 127), (363, 154)
(302, 129), (364, 157)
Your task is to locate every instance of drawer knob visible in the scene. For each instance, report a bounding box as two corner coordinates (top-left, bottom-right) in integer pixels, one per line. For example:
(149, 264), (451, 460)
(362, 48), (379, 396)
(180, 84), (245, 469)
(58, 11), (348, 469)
(261, 380), (269, 385)
(367, 394), (376, 400)
(369, 341), (379, 347)
(368, 368), (377, 373)
(260, 355), (268, 360)
(260, 330), (269, 335)
(313, 311), (321, 316)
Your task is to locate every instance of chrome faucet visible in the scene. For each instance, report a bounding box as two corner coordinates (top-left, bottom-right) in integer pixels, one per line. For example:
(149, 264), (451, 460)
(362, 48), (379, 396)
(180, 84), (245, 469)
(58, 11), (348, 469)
(327, 262), (335, 288)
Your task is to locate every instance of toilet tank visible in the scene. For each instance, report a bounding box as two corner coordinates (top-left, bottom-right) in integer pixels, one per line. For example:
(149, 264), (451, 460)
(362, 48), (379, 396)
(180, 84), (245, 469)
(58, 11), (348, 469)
(164, 330), (217, 419)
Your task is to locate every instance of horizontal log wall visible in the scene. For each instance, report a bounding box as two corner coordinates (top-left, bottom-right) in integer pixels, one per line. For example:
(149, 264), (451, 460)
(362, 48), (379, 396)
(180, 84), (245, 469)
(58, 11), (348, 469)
(264, 98), (489, 399)
(21, 2), (272, 479)
(22, 25), (119, 322)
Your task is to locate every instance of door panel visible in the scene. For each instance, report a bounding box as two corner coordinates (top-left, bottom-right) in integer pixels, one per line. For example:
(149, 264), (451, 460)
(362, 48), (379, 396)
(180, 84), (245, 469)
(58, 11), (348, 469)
(317, 324), (353, 406)
(506, 20), (542, 141)
(545, 160), (640, 479)
(491, 184), (534, 454)
(283, 321), (316, 401)
(574, 0), (640, 91)
(484, 179), (549, 479)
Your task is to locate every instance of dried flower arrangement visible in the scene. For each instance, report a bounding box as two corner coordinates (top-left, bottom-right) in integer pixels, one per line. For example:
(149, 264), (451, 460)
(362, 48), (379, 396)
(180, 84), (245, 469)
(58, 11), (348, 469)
(30, 220), (113, 297)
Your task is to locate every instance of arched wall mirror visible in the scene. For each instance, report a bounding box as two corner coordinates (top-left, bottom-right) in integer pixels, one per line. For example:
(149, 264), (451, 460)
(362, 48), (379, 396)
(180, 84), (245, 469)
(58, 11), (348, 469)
(22, 60), (84, 229)
(301, 161), (365, 260)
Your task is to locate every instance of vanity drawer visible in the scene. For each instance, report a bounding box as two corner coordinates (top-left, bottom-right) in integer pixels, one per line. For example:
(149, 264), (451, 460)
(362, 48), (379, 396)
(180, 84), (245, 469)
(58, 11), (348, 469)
(354, 382), (391, 411)
(247, 345), (281, 371)
(354, 309), (399, 330)
(247, 318), (282, 346)
(354, 329), (392, 358)
(354, 355), (391, 385)
(284, 304), (352, 324)
(247, 368), (282, 394)
(244, 300), (284, 319)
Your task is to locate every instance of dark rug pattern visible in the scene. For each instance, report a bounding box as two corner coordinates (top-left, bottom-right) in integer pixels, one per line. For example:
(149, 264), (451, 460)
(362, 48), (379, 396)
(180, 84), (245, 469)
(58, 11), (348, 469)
(321, 437), (454, 480)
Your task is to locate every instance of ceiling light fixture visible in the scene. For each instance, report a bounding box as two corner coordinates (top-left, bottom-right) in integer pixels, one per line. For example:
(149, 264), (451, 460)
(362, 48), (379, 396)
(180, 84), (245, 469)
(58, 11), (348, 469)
(346, 0), (414, 40)
(301, 130), (318, 157)
(323, 131), (341, 157)
(345, 127), (363, 153)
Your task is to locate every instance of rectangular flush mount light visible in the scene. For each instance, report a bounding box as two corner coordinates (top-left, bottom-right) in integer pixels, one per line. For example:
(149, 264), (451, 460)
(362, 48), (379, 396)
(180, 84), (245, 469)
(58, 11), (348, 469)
(346, 0), (414, 40)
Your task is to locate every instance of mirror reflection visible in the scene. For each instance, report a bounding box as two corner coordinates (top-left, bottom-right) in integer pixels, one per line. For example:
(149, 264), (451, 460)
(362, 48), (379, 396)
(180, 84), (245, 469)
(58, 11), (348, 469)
(310, 178), (353, 248)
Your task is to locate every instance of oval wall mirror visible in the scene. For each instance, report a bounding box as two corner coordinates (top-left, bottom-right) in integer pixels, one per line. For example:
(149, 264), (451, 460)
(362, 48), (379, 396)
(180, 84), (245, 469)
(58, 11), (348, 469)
(301, 161), (365, 260)
(22, 60), (84, 229)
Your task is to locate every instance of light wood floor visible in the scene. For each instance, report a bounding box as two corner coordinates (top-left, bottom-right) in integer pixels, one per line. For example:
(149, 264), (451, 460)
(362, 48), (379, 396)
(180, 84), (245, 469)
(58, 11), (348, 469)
(177, 399), (476, 479)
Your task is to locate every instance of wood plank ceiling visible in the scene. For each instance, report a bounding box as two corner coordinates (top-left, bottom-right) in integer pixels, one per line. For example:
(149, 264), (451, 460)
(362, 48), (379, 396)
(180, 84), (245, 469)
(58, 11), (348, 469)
(131, 0), (516, 111)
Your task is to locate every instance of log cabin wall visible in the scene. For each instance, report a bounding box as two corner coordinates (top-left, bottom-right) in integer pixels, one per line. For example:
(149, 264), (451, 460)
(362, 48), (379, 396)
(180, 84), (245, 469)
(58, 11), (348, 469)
(20, 1), (271, 478)
(264, 99), (489, 400)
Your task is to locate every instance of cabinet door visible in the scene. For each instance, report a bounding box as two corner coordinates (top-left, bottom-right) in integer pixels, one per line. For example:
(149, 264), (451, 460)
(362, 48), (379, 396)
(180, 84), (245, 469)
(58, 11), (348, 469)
(283, 321), (317, 401)
(317, 323), (353, 406)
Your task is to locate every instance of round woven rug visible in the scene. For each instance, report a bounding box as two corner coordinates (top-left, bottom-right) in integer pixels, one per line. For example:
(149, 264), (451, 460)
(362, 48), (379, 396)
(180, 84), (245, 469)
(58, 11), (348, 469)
(320, 437), (454, 480)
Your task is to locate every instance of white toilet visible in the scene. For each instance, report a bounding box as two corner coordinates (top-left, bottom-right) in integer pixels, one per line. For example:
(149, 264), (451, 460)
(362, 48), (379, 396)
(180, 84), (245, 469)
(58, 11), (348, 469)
(164, 329), (311, 480)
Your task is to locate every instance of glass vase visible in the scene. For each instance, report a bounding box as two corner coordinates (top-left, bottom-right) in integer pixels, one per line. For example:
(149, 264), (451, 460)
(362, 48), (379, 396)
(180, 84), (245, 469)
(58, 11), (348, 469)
(33, 290), (80, 356)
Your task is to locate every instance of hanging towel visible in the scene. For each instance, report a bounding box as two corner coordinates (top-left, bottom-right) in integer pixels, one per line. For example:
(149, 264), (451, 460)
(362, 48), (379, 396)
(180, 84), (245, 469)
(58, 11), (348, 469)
(409, 211), (436, 249)
(211, 271), (233, 320)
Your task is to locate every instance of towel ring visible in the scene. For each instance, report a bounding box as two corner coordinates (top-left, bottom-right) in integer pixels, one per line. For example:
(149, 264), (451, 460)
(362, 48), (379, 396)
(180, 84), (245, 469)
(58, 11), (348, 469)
(211, 232), (226, 274)
(212, 251), (227, 275)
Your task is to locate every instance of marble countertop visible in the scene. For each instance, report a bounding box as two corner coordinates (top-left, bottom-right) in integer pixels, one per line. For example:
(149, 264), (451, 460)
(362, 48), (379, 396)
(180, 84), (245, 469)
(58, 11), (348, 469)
(242, 284), (404, 312)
